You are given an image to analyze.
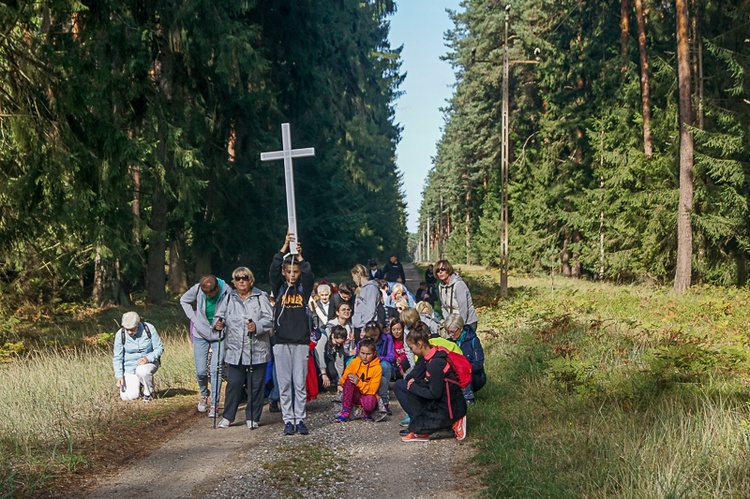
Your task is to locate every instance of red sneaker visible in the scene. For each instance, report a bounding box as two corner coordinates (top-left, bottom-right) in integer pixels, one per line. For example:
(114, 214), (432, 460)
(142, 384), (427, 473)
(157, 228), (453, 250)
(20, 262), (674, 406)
(401, 432), (430, 442)
(452, 415), (467, 441)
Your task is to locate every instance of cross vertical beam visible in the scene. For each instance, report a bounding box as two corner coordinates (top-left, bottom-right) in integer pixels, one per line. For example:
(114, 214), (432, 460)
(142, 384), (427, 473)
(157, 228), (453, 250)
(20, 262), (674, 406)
(260, 123), (315, 254)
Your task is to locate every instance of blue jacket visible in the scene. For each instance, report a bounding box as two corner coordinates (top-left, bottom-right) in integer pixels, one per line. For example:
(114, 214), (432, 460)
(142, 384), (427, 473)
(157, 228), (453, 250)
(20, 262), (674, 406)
(112, 322), (164, 379)
(452, 326), (484, 374)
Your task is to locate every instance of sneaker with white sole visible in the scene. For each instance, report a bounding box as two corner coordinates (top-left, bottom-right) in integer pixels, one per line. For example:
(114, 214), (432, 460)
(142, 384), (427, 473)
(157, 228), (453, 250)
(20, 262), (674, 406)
(208, 406), (216, 418)
(401, 432), (430, 442)
(452, 415), (467, 441)
(198, 396), (208, 413)
(217, 418), (231, 429)
(246, 420), (259, 429)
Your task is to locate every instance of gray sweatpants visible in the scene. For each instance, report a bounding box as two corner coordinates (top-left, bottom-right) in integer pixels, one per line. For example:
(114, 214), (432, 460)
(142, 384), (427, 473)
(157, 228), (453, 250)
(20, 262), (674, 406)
(273, 343), (309, 424)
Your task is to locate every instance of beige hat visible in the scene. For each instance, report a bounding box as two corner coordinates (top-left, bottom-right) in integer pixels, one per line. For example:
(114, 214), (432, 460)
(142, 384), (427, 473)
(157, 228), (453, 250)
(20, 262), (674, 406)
(122, 311), (141, 330)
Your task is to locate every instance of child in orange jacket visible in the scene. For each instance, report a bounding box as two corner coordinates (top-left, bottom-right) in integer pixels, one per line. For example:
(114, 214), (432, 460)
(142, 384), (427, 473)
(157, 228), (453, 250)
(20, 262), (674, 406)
(335, 337), (382, 422)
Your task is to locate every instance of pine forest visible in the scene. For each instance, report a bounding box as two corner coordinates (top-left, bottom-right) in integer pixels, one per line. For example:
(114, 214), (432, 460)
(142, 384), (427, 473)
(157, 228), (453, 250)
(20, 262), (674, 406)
(420, 0), (750, 291)
(0, 0), (407, 305)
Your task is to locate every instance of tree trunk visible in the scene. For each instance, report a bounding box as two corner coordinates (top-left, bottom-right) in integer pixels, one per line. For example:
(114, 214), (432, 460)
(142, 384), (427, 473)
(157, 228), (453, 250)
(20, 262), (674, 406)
(561, 233), (571, 277)
(635, 0), (653, 159)
(620, 0), (630, 75)
(168, 235), (188, 295)
(92, 241), (130, 307)
(145, 122), (169, 303)
(674, 0), (694, 293)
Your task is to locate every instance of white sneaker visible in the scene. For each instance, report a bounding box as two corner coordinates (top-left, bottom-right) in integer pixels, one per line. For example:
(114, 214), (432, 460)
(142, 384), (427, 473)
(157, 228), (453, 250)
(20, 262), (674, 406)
(217, 418), (231, 429)
(198, 396), (208, 413)
(246, 420), (259, 429)
(208, 406), (216, 418)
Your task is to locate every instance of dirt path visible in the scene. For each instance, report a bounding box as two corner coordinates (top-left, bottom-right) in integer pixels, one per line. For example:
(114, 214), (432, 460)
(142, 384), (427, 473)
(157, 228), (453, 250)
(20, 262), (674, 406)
(80, 264), (479, 498)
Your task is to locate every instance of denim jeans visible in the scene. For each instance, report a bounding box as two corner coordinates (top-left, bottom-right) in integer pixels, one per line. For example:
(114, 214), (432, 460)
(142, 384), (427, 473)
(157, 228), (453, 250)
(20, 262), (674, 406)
(378, 360), (393, 404)
(193, 336), (225, 408)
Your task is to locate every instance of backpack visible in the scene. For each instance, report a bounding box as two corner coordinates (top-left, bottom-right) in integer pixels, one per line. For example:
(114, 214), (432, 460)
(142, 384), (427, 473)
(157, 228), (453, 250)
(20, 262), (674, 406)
(434, 346), (472, 390)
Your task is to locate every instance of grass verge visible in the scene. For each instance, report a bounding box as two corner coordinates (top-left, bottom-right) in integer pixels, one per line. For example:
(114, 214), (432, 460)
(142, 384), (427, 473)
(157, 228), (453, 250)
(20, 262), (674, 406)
(461, 272), (750, 497)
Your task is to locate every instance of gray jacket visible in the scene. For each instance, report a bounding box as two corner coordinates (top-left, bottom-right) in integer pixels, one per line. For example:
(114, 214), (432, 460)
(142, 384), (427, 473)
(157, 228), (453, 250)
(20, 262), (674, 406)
(438, 273), (479, 326)
(352, 279), (380, 330)
(179, 280), (231, 341)
(214, 287), (273, 365)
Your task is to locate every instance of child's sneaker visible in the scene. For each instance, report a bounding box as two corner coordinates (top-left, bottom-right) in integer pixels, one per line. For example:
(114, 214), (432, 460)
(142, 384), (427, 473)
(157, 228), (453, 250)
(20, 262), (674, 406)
(385, 403), (392, 415)
(374, 410), (388, 422)
(142, 394), (153, 402)
(296, 421), (309, 435)
(452, 415), (467, 441)
(401, 432), (430, 442)
(335, 411), (350, 422)
(283, 422), (295, 435)
(398, 416), (411, 427)
(246, 420), (259, 429)
(198, 396), (208, 412)
(351, 407), (363, 420)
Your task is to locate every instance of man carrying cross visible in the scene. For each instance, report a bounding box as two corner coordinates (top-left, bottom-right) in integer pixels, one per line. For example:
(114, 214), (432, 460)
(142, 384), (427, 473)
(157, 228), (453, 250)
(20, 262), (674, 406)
(262, 124), (316, 435)
(269, 232), (314, 435)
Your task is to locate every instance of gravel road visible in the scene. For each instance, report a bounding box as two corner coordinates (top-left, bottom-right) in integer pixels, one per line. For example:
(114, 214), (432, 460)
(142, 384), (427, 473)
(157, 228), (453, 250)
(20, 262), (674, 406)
(81, 264), (481, 498)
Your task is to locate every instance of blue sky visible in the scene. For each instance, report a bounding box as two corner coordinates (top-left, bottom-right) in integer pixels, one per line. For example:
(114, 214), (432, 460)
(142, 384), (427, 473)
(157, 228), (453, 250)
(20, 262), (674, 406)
(388, 1), (463, 233)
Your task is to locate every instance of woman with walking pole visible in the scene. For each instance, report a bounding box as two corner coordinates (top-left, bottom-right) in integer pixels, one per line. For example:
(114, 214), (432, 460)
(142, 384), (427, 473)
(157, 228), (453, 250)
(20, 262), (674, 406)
(213, 267), (273, 429)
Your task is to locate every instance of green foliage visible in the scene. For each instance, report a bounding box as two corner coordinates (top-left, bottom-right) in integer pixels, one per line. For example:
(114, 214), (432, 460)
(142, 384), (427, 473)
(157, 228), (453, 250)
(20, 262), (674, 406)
(0, 0), (407, 303)
(419, 0), (750, 285)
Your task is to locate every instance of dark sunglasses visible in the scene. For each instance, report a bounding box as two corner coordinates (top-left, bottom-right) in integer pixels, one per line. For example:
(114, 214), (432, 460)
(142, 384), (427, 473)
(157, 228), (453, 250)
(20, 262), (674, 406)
(234, 275), (250, 282)
(436, 267), (448, 272)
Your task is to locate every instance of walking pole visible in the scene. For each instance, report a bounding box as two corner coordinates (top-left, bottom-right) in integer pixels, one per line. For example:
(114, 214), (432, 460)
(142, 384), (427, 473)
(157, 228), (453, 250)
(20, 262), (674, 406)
(213, 317), (225, 429)
(247, 317), (255, 430)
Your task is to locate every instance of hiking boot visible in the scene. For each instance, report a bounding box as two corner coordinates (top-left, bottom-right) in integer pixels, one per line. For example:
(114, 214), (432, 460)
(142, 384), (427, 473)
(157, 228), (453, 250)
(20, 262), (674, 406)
(208, 406), (217, 418)
(246, 420), (259, 429)
(198, 396), (208, 413)
(296, 421), (309, 435)
(217, 418), (231, 429)
(335, 411), (350, 423)
(283, 422), (295, 435)
(401, 432), (430, 442)
(269, 401), (280, 413)
(398, 416), (411, 427)
(142, 395), (153, 402)
(452, 415), (467, 441)
(399, 428), (410, 437)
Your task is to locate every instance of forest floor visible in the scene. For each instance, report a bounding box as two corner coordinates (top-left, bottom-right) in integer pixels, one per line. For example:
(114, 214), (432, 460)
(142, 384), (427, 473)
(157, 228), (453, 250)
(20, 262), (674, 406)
(56, 263), (483, 498)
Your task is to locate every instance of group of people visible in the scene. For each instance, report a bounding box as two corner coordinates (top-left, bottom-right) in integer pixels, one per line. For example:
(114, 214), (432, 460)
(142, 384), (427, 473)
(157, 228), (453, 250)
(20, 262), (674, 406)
(112, 239), (486, 442)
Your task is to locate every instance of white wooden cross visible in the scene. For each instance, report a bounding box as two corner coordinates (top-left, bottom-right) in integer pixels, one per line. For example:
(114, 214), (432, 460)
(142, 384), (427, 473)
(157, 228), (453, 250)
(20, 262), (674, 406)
(260, 123), (315, 255)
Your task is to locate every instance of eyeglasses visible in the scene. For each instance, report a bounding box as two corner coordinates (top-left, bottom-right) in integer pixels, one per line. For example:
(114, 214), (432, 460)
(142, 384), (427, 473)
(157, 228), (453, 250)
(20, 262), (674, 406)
(234, 275), (250, 282)
(436, 267), (448, 272)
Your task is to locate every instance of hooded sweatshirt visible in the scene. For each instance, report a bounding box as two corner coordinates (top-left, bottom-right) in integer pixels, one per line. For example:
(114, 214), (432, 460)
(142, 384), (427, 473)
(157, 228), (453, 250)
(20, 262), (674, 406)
(438, 273), (479, 326)
(339, 355), (382, 396)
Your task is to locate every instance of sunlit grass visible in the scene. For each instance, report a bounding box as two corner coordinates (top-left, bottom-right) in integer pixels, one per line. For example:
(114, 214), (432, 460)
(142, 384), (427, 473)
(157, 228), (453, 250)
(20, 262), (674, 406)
(0, 328), (196, 497)
(460, 271), (750, 498)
